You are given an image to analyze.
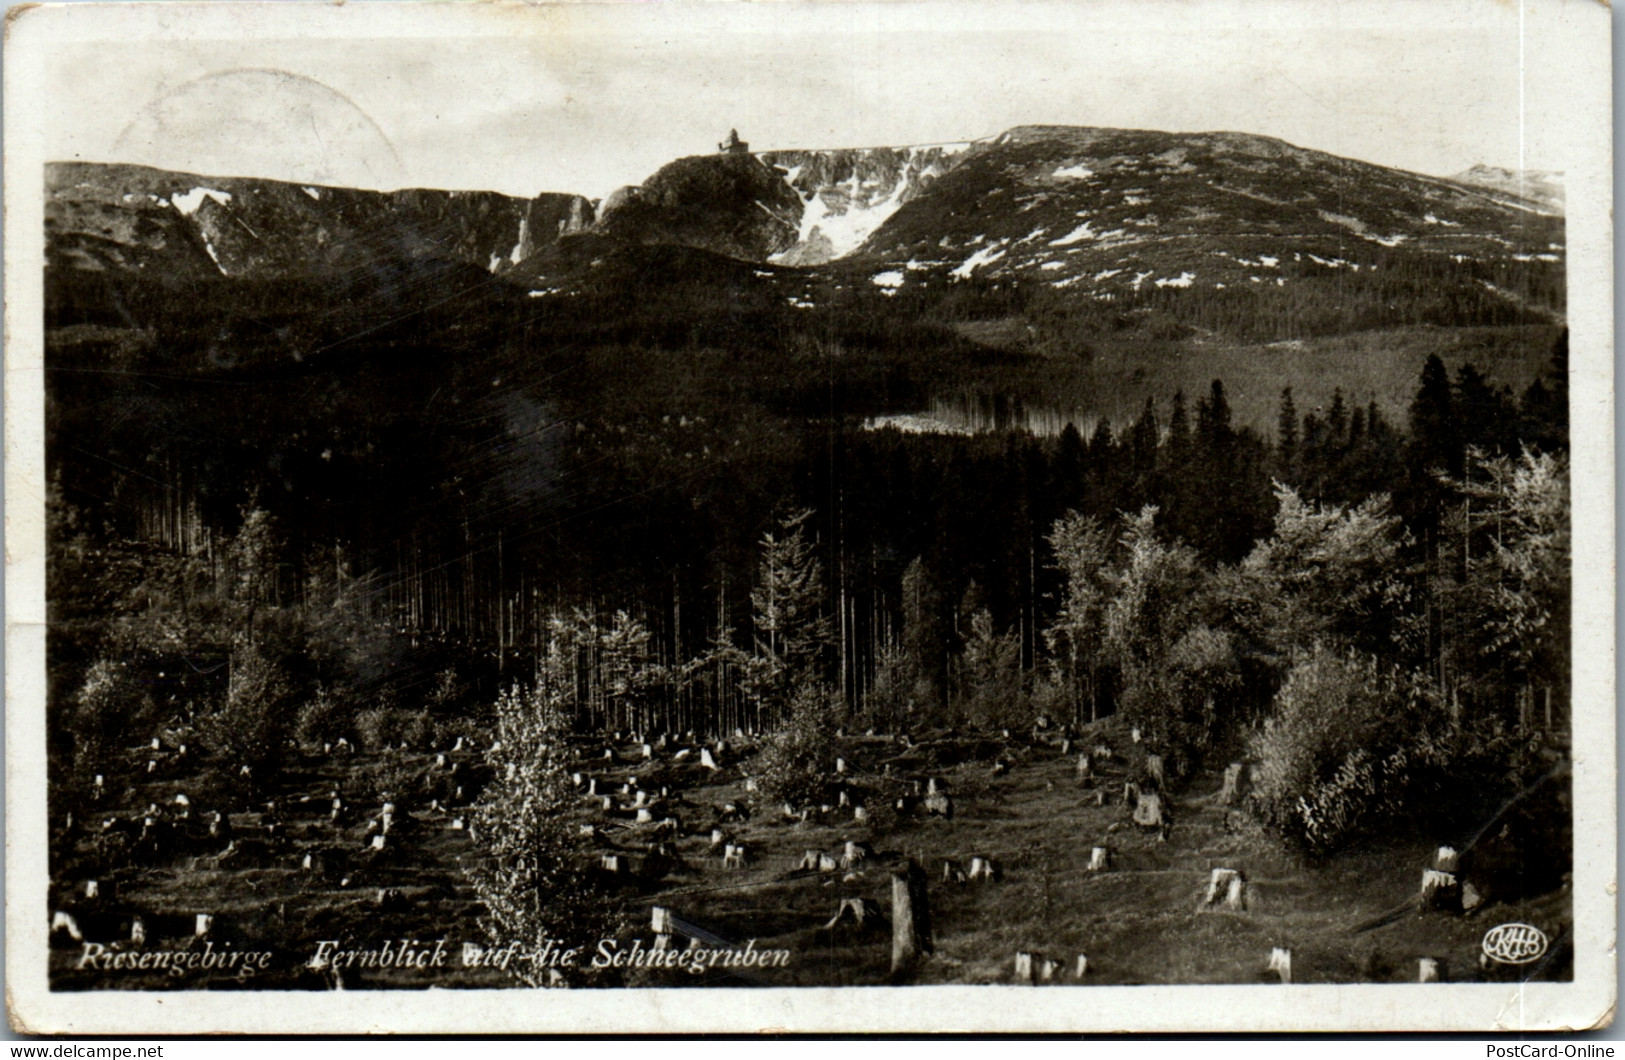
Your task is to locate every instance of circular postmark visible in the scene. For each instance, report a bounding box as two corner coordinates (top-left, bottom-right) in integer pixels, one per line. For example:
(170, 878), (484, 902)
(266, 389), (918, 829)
(1481, 922), (1549, 965)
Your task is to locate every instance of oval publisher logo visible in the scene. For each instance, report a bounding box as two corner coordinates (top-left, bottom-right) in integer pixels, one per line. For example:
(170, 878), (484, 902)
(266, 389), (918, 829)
(1482, 923), (1549, 965)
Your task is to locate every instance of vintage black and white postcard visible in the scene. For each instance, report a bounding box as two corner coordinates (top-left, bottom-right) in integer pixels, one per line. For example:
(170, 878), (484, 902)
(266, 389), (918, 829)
(4, 0), (1613, 1034)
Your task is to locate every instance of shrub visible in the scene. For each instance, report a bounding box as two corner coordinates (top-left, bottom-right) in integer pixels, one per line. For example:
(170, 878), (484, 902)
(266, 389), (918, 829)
(1248, 645), (1449, 853)
(857, 643), (914, 732)
(466, 678), (614, 985)
(354, 705), (398, 752)
(753, 682), (842, 810)
(196, 646), (292, 793)
(396, 707), (434, 749)
(363, 750), (428, 804)
(71, 658), (152, 775)
(293, 686), (353, 749)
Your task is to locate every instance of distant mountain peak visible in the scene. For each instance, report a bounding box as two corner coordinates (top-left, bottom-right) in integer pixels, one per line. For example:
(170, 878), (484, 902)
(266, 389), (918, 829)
(1450, 164), (1564, 214)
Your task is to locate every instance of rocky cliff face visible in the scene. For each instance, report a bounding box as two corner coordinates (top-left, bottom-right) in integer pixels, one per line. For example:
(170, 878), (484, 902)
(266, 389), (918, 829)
(586, 142), (978, 265)
(45, 162), (594, 280)
(756, 142), (975, 264)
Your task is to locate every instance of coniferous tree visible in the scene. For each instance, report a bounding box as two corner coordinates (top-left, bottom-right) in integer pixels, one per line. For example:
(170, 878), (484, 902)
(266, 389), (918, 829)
(1276, 387), (1300, 483)
(1409, 354), (1460, 479)
(1520, 328), (1569, 453)
(749, 508), (832, 716)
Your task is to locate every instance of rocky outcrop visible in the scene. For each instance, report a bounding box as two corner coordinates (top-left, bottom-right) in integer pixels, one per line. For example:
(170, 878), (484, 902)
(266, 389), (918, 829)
(592, 153), (805, 262)
(44, 162), (594, 280)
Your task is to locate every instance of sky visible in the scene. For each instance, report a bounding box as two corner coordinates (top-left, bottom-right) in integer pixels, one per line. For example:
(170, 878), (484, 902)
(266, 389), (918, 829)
(27, 0), (1575, 202)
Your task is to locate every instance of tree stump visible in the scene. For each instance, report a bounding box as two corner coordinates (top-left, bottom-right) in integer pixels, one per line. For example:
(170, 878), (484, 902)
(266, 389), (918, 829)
(968, 855), (1002, 882)
(1074, 954), (1089, 978)
(1418, 957), (1444, 983)
(1088, 846), (1110, 872)
(841, 841), (872, 870)
(854, 805), (870, 823)
(1218, 762), (1246, 805)
(890, 859), (932, 976)
(1145, 754), (1165, 787)
(1013, 952), (1058, 984)
(1420, 869), (1462, 913)
(1433, 846), (1459, 872)
(51, 911), (83, 943)
(1204, 868), (1245, 909)
(1094, 789), (1107, 807)
(700, 748), (719, 770)
(819, 853), (840, 873)
(941, 859), (967, 884)
(1267, 947), (1291, 983)
(1131, 790), (1164, 829)
(1225, 873), (1246, 910)
(1076, 754), (1092, 781)
(798, 849), (822, 872)
(1014, 951), (1038, 984)
(651, 906), (674, 934)
(1131, 727), (1142, 744)
(924, 793), (954, 819)
(825, 897), (886, 931)
(1059, 738), (1073, 756)
(722, 843), (747, 869)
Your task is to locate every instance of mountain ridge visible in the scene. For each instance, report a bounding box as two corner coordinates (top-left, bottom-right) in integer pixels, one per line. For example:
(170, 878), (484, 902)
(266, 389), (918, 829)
(45, 126), (1565, 347)
(45, 160), (595, 281)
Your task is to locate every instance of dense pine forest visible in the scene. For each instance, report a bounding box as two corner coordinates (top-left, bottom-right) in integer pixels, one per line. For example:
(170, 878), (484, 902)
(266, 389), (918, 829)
(49, 314), (1570, 863)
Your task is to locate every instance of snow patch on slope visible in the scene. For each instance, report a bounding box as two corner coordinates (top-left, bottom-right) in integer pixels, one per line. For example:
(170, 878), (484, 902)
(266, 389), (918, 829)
(172, 187), (234, 216)
(1050, 221), (1099, 246)
(951, 240), (1009, 279)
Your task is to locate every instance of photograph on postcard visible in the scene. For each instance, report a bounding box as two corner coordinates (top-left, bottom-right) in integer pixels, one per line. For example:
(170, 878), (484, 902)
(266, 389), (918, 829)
(6, 0), (1611, 1032)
